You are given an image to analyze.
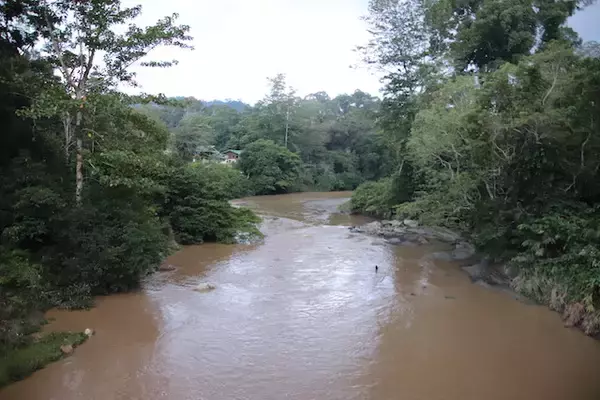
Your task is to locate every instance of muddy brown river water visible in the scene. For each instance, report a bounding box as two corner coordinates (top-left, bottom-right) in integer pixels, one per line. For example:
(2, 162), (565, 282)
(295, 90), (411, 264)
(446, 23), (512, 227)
(2, 192), (600, 400)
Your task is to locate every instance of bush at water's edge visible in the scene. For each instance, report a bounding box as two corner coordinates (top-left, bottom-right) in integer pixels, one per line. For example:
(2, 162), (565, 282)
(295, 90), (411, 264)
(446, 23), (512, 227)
(0, 332), (87, 388)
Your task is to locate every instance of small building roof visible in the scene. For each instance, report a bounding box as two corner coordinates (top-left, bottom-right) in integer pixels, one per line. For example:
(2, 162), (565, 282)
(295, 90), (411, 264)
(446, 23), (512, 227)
(224, 149), (242, 155)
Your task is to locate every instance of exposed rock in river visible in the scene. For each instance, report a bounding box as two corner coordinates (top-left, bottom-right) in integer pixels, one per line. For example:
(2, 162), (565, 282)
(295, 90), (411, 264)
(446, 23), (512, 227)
(158, 264), (177, 272)
(385, 237), (403, 245)
(350, 220), (463, 245)
(461, 259), (509, 286)
(351, 220), (534, 304)
(60, 344), (73, 355)
(352, 221), (481, 270)
(403, 219), (419, 228)
(194, 283), (216, 292)
(452, 242), (476, 260)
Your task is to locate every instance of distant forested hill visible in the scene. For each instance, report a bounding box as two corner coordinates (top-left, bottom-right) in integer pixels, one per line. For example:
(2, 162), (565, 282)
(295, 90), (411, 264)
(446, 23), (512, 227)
(204, 100), (247, 112)
(169, 97), (248, 111)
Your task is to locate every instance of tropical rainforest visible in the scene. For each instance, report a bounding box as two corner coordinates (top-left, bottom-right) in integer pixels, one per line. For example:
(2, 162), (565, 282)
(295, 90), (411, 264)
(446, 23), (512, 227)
(350, 0), (600, 333)
(0, 0), (599, 387)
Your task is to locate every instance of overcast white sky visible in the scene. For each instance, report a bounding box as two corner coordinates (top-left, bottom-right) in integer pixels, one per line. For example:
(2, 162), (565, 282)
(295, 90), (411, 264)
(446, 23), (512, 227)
(122, 0), (380, 104)
(123, 0), (600, 104)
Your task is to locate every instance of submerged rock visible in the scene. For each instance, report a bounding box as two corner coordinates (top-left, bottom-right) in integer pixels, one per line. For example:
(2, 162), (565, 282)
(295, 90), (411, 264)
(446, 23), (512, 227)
(194, 283), (216, 292)
(428, 251), (454, 261)
(417, 236), (429, 245)
(462, 263), (485, 281)
(452, 241), (476, 260)
(159, 264), (177, 272)
(386, 237), (404, 245)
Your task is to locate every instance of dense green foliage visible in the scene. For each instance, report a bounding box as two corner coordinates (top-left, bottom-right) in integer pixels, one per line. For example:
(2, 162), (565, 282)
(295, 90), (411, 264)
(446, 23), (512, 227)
(0, 0), (260, 366)
(138, 75), (387, 193)
(354, 0), (600, 321)
(163, 163), (260, 244)
(0, 249), (44, 349)
(350, 179), (395, 218)
(238, 140), (303, 194)
(1, 0), (597, 380)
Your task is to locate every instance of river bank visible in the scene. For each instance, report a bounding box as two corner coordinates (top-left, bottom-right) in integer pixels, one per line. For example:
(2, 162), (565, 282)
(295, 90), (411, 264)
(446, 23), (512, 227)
(349, 218), (600, 337)
(0, 332), (88, 387)
(2, 192), (600, 400)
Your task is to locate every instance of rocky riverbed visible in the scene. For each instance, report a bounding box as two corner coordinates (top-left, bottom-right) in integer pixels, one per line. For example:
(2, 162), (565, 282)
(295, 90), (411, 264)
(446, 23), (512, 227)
(349, 218), (600, 334)
(349, 220), (519, 295)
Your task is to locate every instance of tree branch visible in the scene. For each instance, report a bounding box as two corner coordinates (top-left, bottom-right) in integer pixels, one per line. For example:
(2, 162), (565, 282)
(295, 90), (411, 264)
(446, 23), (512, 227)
(78, 48), (95, 93)
(42, 0), (75, 90)
(542, 65), (558, 106)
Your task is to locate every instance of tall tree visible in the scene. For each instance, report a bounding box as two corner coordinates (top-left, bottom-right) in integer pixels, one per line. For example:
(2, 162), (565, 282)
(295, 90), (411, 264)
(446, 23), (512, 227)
(427, 0), (584, 71)
(26, 0), (192, 204)
(257, 74), (296, 148)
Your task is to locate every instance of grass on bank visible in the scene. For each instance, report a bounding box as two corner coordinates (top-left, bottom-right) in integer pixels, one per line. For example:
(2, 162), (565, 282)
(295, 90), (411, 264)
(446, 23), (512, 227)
(0, 332), (87, 387)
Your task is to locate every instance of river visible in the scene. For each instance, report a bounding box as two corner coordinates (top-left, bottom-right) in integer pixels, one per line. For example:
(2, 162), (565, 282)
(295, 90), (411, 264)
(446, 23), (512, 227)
(2, 192), (600, 400)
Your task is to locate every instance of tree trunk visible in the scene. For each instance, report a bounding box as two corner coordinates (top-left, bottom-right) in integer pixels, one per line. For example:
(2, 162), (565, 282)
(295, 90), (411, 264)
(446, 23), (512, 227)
(285, 103), (290, 148)
(74, 109), (83, 205)
(63, 113), (72, 161)
(75, 137), (83, 205)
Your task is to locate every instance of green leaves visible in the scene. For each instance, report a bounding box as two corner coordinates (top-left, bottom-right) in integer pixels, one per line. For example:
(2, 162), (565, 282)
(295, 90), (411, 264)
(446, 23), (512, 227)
(133, 83), (383, 191)
(239, 139), (303, 195)
(358, 0), (600, 314)
(105, 12), (192, 85)
(173, 113), (216, 161)
(0, 248), (45, 350)
(451, 0), (537, 70)
(351, 179), (396, 218)
(511, 206), (600, 308)
(31, 1), (193, 89)
(162, 164), (259, 245)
